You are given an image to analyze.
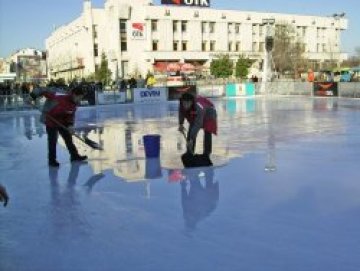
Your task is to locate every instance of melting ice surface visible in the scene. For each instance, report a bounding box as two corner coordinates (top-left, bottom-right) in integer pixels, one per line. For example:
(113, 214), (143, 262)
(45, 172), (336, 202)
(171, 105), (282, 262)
(1, 97), (360, 271)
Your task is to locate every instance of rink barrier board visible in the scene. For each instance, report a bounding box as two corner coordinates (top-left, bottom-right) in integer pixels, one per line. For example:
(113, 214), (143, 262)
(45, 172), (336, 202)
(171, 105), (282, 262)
(133, 87), (168, 104)
(3, 82), (360, 112)
(225, 83), (255, 97)
(96, 91), (126, 105)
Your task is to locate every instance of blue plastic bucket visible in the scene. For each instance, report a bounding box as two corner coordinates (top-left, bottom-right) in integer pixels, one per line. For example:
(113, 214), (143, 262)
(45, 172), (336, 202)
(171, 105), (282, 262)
(145, 158), (162, 179)
(143, 134), (161, 158)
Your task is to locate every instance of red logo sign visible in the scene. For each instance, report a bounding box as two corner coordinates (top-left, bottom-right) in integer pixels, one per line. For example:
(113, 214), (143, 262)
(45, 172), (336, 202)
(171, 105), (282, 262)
(131, 23), (146, 39)
(132, 23), (144, 31)
(161, 0), (210, 8)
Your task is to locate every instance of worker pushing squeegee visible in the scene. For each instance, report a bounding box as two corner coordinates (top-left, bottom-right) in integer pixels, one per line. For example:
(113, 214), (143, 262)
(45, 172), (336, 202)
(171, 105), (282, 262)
(28, 83), (102, 168)
(178, 92), (217, 167)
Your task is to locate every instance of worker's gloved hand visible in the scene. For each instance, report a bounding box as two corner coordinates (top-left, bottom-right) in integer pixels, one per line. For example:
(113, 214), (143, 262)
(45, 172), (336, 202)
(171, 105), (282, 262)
(178, 124), (186, 133)
(25, 96), (34, 105)
(0, 184), (9, 207)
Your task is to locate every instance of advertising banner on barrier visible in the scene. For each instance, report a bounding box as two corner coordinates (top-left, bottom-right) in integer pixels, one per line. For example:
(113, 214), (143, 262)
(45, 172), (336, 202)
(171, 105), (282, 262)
(225, 84), (236, 97)
(226, 84), (246, 97)
(313, 82), (338, 97)
(133, 87), (167, 103)
(237, 84), (245, 96)
(244, 83), (255, 96)
(197, 85), (224, 97)
(168, 85), (197, 101)
(97, 92), (126, 105)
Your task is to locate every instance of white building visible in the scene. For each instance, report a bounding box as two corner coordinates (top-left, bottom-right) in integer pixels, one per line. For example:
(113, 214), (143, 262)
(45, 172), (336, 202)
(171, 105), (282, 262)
(8, 48), (44, 63)
(1, 48), (46, 83)
(46, 0), (348, 81)
(0, 58), (16, 83)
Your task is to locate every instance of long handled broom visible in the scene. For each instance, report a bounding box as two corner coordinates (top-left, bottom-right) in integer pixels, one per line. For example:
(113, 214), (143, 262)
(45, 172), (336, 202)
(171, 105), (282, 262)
(180, 129), (194, 155)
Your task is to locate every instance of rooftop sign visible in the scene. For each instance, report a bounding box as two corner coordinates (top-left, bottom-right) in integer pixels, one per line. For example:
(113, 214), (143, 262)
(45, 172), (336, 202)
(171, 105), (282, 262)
(161, 0), (210, 8)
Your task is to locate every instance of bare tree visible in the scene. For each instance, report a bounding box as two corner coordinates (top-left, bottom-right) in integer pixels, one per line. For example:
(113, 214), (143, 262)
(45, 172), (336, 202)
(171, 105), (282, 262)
(355, 46), (360, 58)
(272, 23), (307, 77)
(342, 46), (360, 67)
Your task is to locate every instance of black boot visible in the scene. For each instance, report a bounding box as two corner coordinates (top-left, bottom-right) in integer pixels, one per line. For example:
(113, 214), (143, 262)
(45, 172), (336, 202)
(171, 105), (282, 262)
(71, 155), (88, 162)
(49, 160), (60, 167)
(202, 154), (213, 166)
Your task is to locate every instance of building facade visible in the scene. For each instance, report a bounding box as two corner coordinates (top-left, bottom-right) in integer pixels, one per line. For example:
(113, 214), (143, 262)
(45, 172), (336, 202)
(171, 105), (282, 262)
(46, 0), (348, 81)
(0, 48), (47, 83)
(6, 48), (47, 83)
(0, 58), (15, 83)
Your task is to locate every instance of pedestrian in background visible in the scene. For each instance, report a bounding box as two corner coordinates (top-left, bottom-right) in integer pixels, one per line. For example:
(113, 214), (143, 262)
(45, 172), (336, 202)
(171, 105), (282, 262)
(136, 75), (146, 88)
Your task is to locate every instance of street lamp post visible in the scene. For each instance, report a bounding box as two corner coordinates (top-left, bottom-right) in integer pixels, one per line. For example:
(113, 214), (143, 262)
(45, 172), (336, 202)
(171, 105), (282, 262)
(260, 18), (275, 94)
(331, 13), (345, 68)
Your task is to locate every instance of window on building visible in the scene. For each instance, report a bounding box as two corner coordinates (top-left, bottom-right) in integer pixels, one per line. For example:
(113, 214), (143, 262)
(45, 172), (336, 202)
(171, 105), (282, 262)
(317, 27), (320, 38)
(119, 20), (127, 33)
(302, 27), (307, 37)
(236, 42), (241, 52)
(152, 40), (159, 51)
(182, 41), (187, 51)
(120, 20), (127, 52)
(252, 24), (257, 35)
(94, 44), (98, 57)
(181, 21), (188, 32)
(322, 43), (327, 52)
(209, 22), (215, 33)
(93, 25), (98, 38)
(173, 41), (179, 51)
(210, 41), (216, 51)
(202, 22), (206, 33)
(121, 40), (127, 51)
(173, 21), (178, 32)
(259, 42), (265, 52)
(259, 25), (264, 36)
(228, 23), (232, 34)
(252, 42), (258, 52)
(322, 27), (326, 38)
(202, 41), (207, 51)
(235, 23), (240, 34)
(317, 43), (321, 52)
(228, 42), (232, 51)
(151, 20), (158, 32)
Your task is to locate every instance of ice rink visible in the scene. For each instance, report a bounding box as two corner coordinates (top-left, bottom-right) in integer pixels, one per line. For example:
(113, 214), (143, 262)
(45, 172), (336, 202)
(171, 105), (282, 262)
(1, 96), (360, 271)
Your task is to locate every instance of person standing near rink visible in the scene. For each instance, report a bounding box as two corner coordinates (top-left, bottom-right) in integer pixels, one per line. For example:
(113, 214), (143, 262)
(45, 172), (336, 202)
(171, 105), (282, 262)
(29, 84), (88, 167)
(178, 93), (217, 159)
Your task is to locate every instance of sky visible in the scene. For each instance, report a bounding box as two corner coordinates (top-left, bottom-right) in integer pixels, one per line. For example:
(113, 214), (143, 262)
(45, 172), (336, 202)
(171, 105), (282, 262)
(0, 0), (359, 58)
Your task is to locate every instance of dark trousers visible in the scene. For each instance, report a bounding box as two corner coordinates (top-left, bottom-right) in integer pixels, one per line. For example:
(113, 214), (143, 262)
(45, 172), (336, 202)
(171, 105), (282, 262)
(46, 126), (79, 162)
(187, 128), (212, 156)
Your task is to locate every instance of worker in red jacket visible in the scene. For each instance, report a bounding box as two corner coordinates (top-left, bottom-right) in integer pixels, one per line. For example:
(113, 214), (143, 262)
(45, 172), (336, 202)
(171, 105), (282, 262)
(178, 93), (217, 158)
(30, 85), (87, 167)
